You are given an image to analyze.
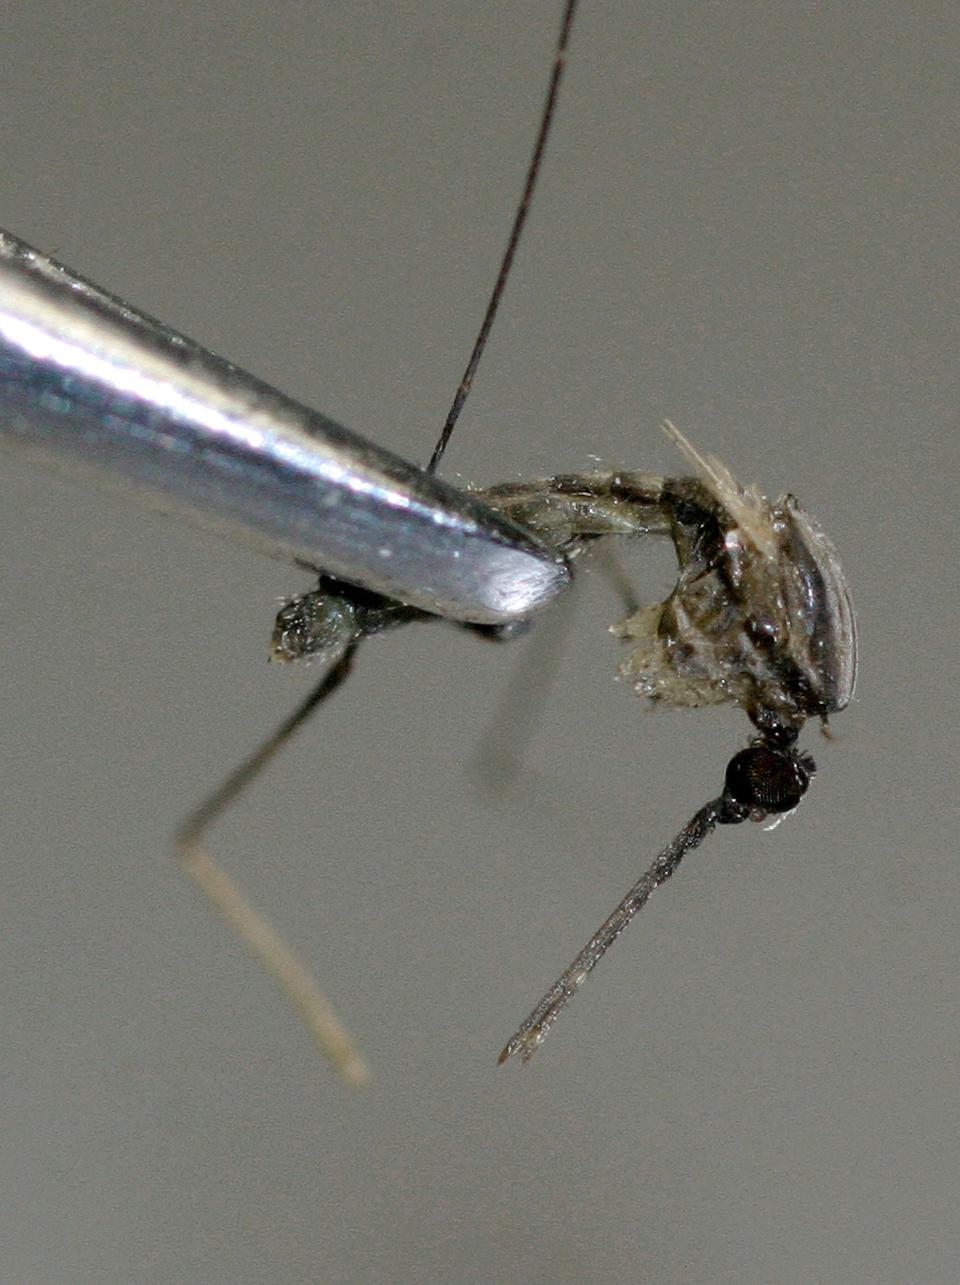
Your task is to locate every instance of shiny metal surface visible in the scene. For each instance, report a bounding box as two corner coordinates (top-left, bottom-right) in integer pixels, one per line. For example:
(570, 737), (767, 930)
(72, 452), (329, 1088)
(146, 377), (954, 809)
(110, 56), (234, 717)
(0, 230), (568, 624)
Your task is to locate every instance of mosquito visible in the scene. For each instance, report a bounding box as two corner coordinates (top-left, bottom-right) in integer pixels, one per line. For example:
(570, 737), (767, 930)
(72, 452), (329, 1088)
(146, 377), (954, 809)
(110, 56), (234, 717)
(172, 0), (857, 1080)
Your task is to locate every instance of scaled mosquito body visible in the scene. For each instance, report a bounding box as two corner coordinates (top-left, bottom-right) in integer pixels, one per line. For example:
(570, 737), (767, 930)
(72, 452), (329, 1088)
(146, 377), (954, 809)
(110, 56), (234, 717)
(178, 419), (857, 1073)
(486, 422), (857, 1061)
(171, 0), (857, 1077)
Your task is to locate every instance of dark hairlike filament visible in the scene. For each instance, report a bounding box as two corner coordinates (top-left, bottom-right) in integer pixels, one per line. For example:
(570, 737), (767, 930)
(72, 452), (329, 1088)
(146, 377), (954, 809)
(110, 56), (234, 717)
(176, 643), (359, 849)
(498, 796), (733, 1065)
(427, 0), (579, 474)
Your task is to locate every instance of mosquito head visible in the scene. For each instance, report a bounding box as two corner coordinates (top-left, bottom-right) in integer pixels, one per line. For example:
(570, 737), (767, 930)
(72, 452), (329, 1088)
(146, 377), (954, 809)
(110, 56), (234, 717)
(498, 726), (820, 1065)
(720, 741), (816, 824)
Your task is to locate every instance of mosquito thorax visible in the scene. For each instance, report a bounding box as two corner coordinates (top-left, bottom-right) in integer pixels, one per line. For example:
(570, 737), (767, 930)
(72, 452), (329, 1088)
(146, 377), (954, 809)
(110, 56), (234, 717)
(774, 496), (857, 718)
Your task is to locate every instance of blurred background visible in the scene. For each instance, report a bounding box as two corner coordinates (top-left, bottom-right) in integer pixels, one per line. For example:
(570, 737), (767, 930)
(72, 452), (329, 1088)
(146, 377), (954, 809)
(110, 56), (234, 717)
(1, 2), (957, 1281)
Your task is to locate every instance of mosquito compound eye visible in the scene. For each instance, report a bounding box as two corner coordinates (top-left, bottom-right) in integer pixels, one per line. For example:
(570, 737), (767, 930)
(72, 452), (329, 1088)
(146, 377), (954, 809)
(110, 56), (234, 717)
(724, 745), (812, 815)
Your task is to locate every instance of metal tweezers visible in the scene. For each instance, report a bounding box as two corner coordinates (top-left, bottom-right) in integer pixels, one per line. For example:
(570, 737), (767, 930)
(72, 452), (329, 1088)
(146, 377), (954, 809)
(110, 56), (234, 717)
(0, 229), (568, 624)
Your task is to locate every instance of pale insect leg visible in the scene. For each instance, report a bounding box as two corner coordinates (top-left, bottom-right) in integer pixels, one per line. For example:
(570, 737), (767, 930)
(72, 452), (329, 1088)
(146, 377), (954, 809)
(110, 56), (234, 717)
(173, 644), (370, 1086)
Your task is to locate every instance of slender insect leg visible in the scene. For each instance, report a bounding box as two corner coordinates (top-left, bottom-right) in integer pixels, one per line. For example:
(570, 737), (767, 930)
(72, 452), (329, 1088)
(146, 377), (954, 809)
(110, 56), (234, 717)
(173, 643), (370, 1086)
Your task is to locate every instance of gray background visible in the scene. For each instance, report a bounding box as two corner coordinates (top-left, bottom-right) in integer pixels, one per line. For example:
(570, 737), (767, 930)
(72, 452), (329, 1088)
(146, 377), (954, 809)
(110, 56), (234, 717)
(1, 2), (957, 1282)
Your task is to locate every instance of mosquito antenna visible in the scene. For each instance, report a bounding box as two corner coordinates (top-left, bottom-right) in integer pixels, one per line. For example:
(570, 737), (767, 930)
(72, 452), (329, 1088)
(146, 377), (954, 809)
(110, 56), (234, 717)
(498, 794), (744, 1065)
(174, 642), (369, 1085)
(427, 0), (579, 474)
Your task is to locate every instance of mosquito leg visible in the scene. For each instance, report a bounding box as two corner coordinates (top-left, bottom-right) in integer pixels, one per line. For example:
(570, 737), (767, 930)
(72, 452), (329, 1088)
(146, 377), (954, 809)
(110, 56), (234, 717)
(498, 796), (729, 1065)
(173, 643), (370, 1085)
